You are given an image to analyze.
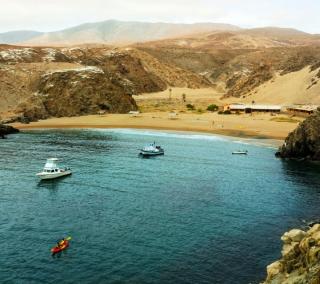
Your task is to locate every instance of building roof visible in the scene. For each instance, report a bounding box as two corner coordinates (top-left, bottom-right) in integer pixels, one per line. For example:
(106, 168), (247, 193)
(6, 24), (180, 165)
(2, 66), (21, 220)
(287, 105), (318, 112)
(227, 104), (282, 110)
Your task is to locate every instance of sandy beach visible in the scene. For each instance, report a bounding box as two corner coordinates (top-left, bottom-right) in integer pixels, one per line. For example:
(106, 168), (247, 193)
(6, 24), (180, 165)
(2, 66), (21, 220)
(12, 111), (302, 140)
(11, 87), (304, 140)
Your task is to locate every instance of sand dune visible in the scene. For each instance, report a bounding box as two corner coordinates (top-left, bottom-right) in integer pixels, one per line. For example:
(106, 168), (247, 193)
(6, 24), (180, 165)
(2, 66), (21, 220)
(233, 67), (320, 105)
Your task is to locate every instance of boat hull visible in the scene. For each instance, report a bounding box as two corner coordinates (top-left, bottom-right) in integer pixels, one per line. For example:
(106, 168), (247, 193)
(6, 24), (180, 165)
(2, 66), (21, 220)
(51, 240), (69, 255)
(36, 170), (72, 180)
(140, 151), (164, 157)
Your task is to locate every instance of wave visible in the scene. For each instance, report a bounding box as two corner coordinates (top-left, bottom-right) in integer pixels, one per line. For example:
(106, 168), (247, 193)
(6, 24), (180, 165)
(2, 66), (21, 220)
(93, 128), (228, 142)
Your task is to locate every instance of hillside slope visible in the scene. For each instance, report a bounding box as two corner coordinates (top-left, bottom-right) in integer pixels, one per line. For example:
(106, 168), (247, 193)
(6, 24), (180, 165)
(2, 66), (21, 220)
(0, 45), (210, 122)
(233, 67), (320, 105)
(11, 20), (240, 46)
(137, 33), (320, 103)
(0, 31), (42, 44)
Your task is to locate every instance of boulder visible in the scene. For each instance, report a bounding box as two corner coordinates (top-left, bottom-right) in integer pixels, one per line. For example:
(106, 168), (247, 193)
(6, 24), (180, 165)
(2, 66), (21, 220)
(308, 224), (320, 235)
(263, 225), (320, 284)
(266, 261), (284, 280)
(283, 229), (307, 243)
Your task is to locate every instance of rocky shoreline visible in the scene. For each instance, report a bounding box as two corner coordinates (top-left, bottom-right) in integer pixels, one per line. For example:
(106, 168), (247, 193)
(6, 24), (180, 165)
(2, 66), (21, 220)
(276, 109), (320, 161)
(0, 124), (19, 138)
(263, 225), (320, 283)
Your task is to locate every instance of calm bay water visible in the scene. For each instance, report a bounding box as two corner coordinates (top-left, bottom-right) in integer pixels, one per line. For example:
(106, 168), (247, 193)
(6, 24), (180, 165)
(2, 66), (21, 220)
(1, 129), (320, 284)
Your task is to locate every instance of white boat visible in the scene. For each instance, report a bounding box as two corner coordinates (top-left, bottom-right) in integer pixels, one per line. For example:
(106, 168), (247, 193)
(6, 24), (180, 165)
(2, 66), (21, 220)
(36, 158), (72, 180)
(140, 143), (164, 157)
(232, 150), (248, 155)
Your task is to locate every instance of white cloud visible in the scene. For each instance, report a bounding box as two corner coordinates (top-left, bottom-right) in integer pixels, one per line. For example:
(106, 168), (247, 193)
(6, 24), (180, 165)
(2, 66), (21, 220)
(0, 0), (318, 33)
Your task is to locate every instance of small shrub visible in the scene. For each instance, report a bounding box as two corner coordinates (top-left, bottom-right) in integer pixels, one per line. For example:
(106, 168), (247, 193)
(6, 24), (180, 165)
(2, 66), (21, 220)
(186, 104), (195, 110)
(223, 110), (231, 115)
(207, 104), (219, 112)
(197, 108), (204, 113)
(218, 111), (224, 115)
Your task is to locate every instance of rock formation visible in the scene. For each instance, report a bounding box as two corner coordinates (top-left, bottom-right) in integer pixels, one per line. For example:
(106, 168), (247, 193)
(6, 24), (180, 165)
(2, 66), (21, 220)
(264, 225), (320, 284)
(0, 45), (211, 122)
(36, 66), (138, 117)
(0, 124), (19, 138)
(276, 109), (320, 160)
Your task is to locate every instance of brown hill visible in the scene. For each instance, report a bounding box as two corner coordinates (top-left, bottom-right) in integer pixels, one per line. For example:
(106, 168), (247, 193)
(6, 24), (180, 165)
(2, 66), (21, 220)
(15, 20), (240, 46)
(136, 31), (320, 103)
(0, 45), (210, 122)
(2, 27), (320, 123)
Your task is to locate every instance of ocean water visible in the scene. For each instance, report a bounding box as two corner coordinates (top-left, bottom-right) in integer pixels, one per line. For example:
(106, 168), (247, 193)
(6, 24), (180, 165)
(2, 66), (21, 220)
(1, 129), (320, 284)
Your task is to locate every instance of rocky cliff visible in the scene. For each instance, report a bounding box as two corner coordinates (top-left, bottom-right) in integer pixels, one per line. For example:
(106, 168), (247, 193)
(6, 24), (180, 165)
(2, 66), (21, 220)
(276, 109), (320, 160)
(0, 45), (210, 122)
(264, 225), (320, 284)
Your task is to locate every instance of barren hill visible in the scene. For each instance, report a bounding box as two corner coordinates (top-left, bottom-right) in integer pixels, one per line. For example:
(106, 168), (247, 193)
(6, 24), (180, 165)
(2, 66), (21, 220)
(136, 31), (320, 104)
(0, 20), (240, 46)
(1, 25), (320, 123)
(0, 45), (210, 122)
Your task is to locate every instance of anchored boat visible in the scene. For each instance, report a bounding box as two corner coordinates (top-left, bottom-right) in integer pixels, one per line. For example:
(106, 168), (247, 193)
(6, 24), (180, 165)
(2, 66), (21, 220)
(140, 142), (164, 157)
(232, 150), (248, 155)
(36, 158), (72, 180)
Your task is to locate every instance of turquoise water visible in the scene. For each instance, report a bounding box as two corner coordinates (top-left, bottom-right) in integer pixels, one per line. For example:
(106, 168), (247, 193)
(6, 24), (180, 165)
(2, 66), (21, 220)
(1, 129), (320, 284)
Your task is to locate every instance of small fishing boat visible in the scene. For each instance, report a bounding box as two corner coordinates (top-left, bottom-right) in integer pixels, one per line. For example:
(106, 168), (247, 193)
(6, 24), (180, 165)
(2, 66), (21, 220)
(36, 158), (72, 180)
(140, 142), (164, 157)
(232, 150), (248, 155)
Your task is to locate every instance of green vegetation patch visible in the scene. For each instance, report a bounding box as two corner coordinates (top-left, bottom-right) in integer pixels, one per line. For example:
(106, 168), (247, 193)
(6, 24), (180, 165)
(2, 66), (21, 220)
(270, 117), (301, 123)
(207, 104), (219, 112)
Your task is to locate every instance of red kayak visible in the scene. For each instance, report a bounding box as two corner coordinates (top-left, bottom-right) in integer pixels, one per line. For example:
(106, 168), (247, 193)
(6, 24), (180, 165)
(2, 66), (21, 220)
(51, 240), (69, 255)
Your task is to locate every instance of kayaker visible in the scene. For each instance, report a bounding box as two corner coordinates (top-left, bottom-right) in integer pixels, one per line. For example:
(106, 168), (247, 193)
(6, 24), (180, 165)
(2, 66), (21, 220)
(57, 238), (65, 248)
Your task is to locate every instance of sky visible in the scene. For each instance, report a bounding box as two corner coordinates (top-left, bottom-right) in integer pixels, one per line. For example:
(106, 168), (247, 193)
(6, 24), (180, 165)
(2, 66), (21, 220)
(0, 0), (319, 33)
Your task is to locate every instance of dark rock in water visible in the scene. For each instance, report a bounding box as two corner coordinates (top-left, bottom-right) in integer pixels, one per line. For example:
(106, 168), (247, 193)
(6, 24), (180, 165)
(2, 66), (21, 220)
(276, 108), (320, 160)
(307, 219), (320, 228)
(0, 124), (19, 138)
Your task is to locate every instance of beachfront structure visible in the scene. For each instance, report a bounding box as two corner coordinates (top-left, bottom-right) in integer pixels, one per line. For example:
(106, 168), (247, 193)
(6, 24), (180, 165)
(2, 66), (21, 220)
(223, 103), (282, 113)
(129, 111), (140, 117)
(286, 105), (318, 117)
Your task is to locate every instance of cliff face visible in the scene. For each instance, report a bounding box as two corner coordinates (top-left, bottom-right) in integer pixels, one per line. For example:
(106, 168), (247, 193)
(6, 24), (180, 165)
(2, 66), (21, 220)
(37, 66), (137, 117)
(264, 225), (320, 284)
(276, 110), (320, 160)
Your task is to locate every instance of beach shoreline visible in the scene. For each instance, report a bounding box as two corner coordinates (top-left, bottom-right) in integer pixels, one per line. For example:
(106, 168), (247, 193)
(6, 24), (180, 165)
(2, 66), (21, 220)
(11, 112), (301, 142)
(15, 124), (283, 140)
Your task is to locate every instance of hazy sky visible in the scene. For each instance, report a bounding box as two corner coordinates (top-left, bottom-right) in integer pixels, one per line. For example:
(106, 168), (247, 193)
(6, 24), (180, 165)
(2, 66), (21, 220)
(0, 0), (319, 33)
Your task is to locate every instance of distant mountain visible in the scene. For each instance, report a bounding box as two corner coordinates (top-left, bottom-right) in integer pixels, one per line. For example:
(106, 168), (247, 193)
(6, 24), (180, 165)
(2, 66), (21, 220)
(0, 30), (43, 44)
(137, 27), (320, 51)
(243, 27), (310, 39)
(0, 20), (240, 46)
(0, 21), (315, 47)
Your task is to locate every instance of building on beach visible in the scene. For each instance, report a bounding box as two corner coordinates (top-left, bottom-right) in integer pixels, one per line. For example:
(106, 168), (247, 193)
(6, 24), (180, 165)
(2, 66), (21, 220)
(223, 103), (282, 113)
(286, 105), (318, 117)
